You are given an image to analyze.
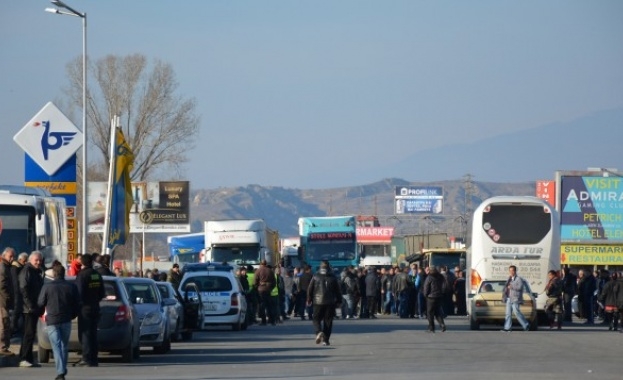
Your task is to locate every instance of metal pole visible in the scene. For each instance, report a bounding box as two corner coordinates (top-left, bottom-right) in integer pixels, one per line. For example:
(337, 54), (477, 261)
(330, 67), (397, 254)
(81, 13), (88, 255)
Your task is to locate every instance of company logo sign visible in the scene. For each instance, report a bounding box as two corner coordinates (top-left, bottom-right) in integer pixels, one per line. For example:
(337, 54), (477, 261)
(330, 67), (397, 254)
(14, 102), (82, 175)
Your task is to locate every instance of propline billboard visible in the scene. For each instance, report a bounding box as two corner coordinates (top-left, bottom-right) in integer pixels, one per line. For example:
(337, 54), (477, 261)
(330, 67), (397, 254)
(395, 186), (443, 214)
(559, 175), (623, 242)
(88, 181), (190, 234)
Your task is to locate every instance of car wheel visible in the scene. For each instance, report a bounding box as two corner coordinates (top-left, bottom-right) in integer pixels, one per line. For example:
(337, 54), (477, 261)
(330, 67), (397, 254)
(172, 319), (181, 341)
(38, 346), (50, 363)
(232, 321), (242, 331)
(469, 316), (480, 330)
(154, 335), (171, 354)
(241, 319), (248, 331)
(133, 344), (141, 359)
(181, 331), (193, 341)
(121, 341), (134, 363)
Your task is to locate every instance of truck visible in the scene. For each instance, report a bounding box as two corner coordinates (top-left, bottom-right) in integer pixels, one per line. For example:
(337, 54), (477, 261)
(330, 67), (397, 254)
(406, 248), (467, 272)
(279, 236), (303, 268)
(359, 255), (392, 270)
(298, 216), (358, 274)
(167, 232), (204, 263)
(203, 219), (279, 268)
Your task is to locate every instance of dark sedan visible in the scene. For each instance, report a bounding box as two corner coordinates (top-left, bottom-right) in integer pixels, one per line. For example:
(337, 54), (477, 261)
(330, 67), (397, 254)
(37, 276), (141, 363)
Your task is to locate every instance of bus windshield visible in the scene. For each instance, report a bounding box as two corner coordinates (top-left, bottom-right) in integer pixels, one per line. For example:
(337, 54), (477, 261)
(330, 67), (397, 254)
(0, 206), (36, 254)
(482, 204), (551, 244)
(307, 241), (356, 261)
(211, 245), (259, 264)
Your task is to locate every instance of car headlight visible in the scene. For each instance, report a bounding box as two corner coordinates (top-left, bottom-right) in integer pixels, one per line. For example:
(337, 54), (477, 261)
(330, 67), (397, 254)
(142, 312), (163, 326)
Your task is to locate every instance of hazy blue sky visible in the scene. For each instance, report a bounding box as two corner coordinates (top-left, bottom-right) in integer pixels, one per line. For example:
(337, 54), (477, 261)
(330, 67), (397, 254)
(2, 1), (622, 189)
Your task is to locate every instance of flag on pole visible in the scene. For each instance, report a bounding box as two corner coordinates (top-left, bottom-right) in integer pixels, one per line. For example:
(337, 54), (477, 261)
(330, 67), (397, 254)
(107, 127), (134, 248)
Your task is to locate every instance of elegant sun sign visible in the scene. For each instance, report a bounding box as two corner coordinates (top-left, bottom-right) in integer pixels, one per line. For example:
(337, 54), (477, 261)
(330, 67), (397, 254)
(14, 102), (83, 175)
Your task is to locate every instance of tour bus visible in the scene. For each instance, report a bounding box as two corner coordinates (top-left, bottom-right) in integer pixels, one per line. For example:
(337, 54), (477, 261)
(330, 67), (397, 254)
(0, 185), (67, 266)
(467, 196), (561, 321)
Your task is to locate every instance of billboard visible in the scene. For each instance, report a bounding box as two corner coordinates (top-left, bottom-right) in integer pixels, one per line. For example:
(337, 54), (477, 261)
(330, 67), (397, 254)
(395, 186), (443, 214)
(356, 227), (394, 244)
(559, 175), (623, 242)
(88, 181), (190, 234)
(535, 180), (556, 207)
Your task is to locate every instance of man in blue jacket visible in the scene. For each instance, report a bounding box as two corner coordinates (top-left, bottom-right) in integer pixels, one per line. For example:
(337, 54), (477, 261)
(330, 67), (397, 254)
(38, 264), (80, 380)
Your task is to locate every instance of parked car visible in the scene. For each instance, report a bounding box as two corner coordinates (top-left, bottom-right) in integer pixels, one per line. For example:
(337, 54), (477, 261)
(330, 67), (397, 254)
(37, 276), (141, 363)
(120, 277), (175, 354)
(156, 281), (203, 341)
(180, 262), (247, 331)
(156, 281), (183, 341)
(469, 280), (538, 330)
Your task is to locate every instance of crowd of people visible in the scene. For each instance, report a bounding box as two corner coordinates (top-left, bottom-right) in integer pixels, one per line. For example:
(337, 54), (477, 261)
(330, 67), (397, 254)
(1, 247), (106, 380)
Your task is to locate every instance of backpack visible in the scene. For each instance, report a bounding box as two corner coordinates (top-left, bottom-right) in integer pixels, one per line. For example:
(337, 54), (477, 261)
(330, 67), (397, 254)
(441, 275), (451, 295)
(344, 276), (358, 296)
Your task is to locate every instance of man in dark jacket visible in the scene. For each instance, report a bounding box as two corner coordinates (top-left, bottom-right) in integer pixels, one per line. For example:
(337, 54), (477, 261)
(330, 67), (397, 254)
(253, 260), (276, 325)
(561, 267), (577, 322)
(295, 265), (313, 320)
(0, 247), (16, 355)
(38, 264), (80, 380)
(18, 251), (44, 367)
(95, 254), (114, 277)
(307, 261), (342, 346)
(423, 266), (446, 333)
(392, 264), (412, 318)
(10, 252), (28, 337)
(578, 269), (596, 324)
(365, 268), (381, 319)
(75, 253), (105, 367)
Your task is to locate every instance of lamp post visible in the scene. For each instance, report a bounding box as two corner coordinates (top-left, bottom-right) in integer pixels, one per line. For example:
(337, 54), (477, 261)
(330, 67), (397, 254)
(45, 0), (88, 256)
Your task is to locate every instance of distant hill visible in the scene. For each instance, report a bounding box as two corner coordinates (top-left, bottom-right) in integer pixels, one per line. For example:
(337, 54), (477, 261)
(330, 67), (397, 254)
(189, 178), (536, 237)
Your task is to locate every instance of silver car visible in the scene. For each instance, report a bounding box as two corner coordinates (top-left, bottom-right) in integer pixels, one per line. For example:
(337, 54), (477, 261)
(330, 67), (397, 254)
(120, 277), (176, 354)
(156, 282), (183, 341)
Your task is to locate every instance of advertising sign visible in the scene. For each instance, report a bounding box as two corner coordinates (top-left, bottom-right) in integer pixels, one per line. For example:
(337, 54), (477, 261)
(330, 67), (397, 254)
(559, 176), (623, 242)
(356, 227), (394, 244)
(88, 181), (190, 234)
(395, 186), (443, 214)
(536, 180), (556, 207)
(561, 244), (623, 265)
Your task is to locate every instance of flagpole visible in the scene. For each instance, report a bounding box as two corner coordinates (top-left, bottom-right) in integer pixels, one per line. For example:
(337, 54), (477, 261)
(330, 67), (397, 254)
(101, 115), (118, 256)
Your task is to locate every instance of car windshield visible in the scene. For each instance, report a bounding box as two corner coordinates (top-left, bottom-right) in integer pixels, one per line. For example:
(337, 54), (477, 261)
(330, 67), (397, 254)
(103, 281), (119, 301)
(479, 280), (532, 294)
(124, 283), (159, 304)
(184, 275), (233, 292)
(157, 284), (170, 298)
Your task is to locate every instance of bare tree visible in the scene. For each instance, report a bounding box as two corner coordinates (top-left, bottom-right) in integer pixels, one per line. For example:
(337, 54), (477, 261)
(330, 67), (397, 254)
(64, 53), (200, 181)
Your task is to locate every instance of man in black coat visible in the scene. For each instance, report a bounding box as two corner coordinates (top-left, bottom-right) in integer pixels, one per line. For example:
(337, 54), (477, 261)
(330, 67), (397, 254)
(423, 266), (446, 333)
(307, 261), (342, 346)
(365, 267), (381, 319)
(0, 247), (15, 356)
(561, 267), (577, 322)
(75, 254), (105, 367)
(18, 251), (44, 367)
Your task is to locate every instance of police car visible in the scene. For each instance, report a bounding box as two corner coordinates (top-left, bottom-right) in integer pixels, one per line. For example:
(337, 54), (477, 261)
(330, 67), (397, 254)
(179, 263), (248, 331)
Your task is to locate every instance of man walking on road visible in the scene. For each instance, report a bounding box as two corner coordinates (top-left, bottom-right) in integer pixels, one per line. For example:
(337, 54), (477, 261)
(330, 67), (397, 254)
(307, 261), (342, 346)
(501, 265), (530, 332)
(423, 266), (446, 333)
(38, 264), (80, 380)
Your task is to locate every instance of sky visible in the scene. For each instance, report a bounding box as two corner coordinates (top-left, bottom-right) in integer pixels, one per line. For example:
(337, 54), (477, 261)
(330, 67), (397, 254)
(1, 1), (622, 190)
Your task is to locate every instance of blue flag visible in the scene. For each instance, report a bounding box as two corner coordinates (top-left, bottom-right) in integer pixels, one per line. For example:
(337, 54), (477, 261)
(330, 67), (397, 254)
(108, 128), (134, 248)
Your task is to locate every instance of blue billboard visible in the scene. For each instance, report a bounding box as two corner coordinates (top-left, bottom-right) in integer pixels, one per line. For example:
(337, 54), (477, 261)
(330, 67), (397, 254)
(394, 186), (444, 214)
(560, 176), (623, 242)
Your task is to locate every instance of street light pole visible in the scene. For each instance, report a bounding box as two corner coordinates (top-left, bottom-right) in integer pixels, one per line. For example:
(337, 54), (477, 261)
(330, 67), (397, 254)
(45, 0), (88, 256)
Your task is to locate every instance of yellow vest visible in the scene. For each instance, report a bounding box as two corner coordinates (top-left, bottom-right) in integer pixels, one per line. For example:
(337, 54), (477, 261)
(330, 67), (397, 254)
(247, 272), (255, 289)
(271, 273), (279, 297)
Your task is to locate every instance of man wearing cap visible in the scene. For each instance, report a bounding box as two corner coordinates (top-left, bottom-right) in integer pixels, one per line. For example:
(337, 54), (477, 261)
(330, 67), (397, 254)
(75, 254), (105, 367)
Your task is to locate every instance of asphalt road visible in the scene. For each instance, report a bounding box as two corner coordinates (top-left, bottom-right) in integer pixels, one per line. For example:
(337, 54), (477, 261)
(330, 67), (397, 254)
(1, 316), (621, 380)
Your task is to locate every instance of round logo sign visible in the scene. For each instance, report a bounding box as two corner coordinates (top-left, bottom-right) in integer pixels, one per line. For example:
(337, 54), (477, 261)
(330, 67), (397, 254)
(139, 211), (154, 225)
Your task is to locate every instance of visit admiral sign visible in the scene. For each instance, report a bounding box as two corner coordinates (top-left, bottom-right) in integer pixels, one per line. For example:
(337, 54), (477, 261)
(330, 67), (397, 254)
(14, 102), (83, 175)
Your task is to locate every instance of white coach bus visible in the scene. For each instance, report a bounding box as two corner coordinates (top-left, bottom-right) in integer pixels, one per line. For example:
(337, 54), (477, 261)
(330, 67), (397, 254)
(467, 196), (561, 321)
(0, 185), (67, 266)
